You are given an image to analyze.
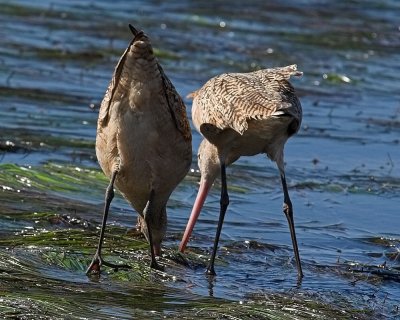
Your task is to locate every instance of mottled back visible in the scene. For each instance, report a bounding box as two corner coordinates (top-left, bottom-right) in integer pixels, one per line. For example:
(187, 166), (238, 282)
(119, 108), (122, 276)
(192, 64), (302, 136)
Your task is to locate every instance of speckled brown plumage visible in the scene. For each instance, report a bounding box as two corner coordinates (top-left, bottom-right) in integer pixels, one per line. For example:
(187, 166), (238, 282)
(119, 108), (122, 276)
(99, 30), (191, 142)
(192, 64), (302, 136)
(87, 25), (192, 274)
(180, 64), (303, 279)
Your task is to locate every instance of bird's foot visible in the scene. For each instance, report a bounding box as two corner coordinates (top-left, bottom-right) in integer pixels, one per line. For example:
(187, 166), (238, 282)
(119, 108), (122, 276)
(86, 254), (101, 275)
(150, 259), (165, 272)
(86, 253), (131, 275)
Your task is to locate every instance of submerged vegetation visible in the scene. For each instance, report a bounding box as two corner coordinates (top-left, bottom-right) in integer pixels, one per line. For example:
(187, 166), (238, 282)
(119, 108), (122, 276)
(0, 162), (398, 318)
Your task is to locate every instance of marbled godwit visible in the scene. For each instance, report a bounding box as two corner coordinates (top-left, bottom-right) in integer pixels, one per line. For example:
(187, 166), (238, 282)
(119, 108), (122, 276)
(179, 65), (303, 278)
(87, 25), (192, 274)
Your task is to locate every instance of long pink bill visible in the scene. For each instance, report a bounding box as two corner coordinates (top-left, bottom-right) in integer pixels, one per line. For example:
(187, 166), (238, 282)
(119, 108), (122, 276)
(179, 179), (212, 252)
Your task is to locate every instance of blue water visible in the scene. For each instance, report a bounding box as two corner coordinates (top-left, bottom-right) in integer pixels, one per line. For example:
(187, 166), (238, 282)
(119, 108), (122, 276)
(1, 0), (399, 318)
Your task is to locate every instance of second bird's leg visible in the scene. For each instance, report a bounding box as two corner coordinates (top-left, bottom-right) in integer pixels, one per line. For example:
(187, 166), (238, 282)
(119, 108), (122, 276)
(143, 190), (164, 271)
(280, 171), (303, 280)
(86, 170), (131, 275)
(206, 163), (229, 276)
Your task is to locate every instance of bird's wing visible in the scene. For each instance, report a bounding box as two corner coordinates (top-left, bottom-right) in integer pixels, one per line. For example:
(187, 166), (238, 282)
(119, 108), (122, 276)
(157, 63), (192, 142)
(98, 44), (132, 127)
(194, 64), (302, 135)
(98, 39), (191, 144)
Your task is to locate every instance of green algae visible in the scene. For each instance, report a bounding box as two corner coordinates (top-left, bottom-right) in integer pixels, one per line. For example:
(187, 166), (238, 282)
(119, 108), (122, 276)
(0, 163), (100, 194)
(0, 86), (89, 105)
(0, 162), (378, 319)
(0, 243), (375, 319)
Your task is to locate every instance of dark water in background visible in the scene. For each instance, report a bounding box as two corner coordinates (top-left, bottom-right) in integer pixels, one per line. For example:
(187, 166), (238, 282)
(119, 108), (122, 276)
(0, 0), (399, 318)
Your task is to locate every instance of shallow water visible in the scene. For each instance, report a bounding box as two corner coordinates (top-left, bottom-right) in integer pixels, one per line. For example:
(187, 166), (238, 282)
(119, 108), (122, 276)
(1, 0), (399, 319)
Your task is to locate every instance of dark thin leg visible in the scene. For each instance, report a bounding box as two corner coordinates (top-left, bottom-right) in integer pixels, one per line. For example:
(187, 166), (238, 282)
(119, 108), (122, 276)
(280, 172), (303, 280)
(143, 190), (164, 271)
(207, 276), (215, 297)
(206, 163), (229, 276)
(86, 171), (131, 275)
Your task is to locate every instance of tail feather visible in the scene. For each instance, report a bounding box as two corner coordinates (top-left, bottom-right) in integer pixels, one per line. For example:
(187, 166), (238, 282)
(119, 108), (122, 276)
(186, 90), (199, 99)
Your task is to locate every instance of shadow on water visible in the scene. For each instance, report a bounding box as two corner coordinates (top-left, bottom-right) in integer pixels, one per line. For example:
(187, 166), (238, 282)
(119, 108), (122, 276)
(1, 0), (400, 318)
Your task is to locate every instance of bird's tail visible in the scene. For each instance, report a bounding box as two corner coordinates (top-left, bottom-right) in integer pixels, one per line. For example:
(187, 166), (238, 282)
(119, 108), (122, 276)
(186, 90), (199, 99)
(280, 64), (303, 78)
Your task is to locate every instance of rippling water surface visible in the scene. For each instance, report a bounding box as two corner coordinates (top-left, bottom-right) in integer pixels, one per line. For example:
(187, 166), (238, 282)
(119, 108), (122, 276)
(1, 0), (399, 319)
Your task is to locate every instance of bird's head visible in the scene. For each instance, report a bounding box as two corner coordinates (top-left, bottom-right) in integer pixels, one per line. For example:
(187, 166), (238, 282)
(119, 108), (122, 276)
(197, 139), (221, 185)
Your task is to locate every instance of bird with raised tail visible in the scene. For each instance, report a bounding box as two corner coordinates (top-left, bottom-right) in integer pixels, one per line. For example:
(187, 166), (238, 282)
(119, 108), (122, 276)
(87, 25), (192, 274)
(179, 64), (303, 279)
